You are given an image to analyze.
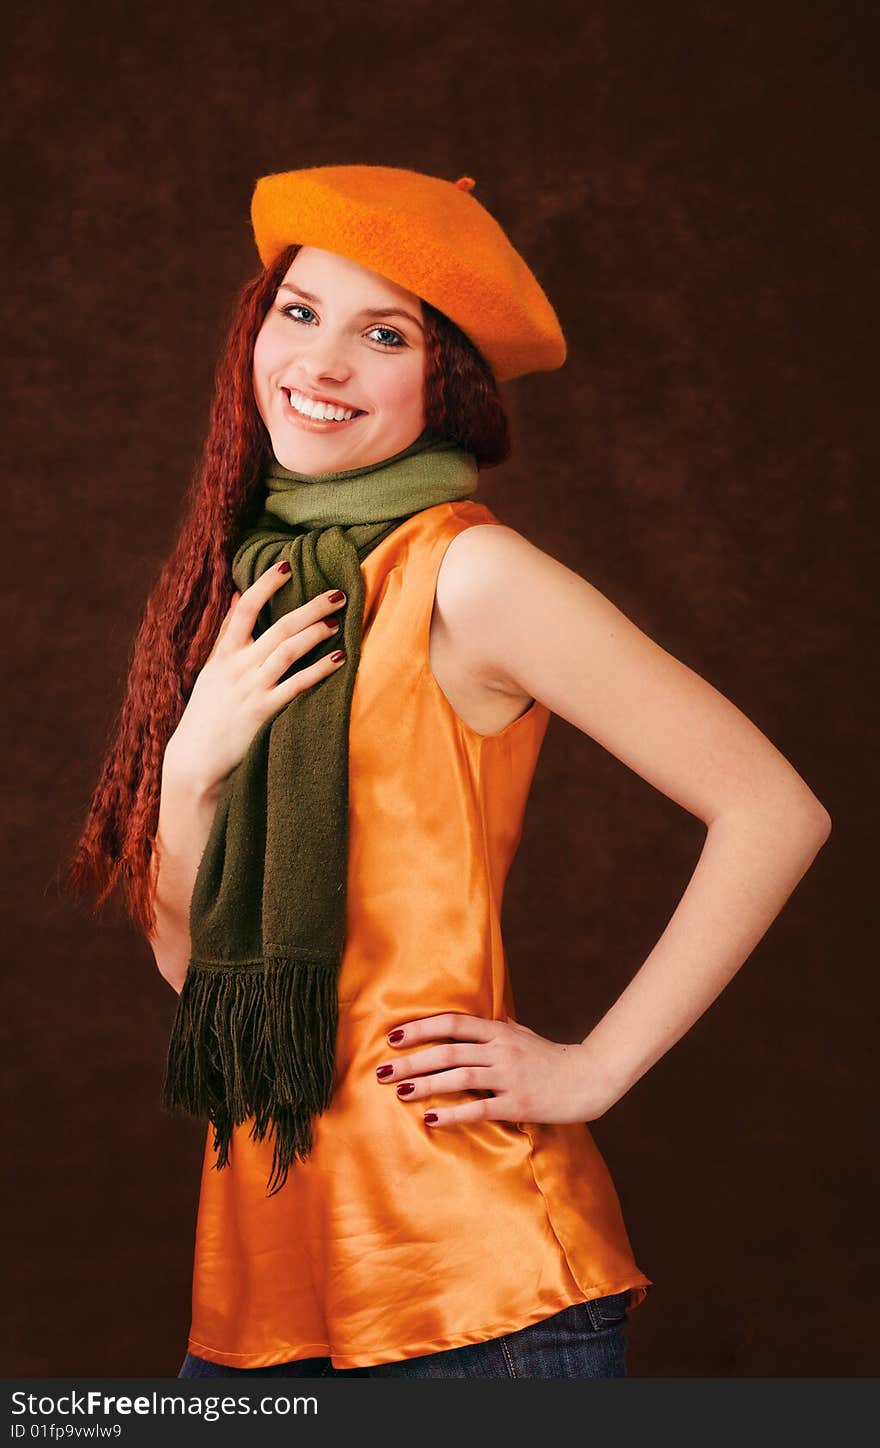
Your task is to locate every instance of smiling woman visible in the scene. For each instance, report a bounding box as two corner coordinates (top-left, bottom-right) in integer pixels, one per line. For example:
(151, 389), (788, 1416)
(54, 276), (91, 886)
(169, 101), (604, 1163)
(63, 163), (829, 1382)
(252, 246), (429, 467)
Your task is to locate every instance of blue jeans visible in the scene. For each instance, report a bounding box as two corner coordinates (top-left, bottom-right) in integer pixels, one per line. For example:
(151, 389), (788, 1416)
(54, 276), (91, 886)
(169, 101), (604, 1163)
(178, 1290), (630, 1379)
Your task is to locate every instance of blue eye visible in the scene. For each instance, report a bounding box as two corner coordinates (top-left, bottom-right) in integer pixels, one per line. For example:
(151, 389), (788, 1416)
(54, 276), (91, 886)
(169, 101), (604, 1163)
(279, 304), (406, 349)
(368, 325), (406, 349)
(281, 303), (315, 323)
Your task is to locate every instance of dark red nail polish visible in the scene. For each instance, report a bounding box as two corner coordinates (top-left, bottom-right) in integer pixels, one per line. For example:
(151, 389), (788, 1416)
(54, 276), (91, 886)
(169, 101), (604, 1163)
(387, 1029), (405, 1043)
(325, 615), (339, 628)
(278, 561), (291, 575)
(376, 1064), (393, 1079)
(328, 590), (345, 603)
(424, 1112), (438, 1124)
(396, 1082), (415, 1096)
(330, 650), (345, 663)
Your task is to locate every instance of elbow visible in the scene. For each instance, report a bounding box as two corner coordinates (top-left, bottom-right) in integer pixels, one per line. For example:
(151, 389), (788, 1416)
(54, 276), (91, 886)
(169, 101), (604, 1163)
(715, 791), (832, 849)
(813, 805), (832, 844)
(147, 914), (190, 995)
(793, 796), (832, 852)
(799, 786), (832, 843)
(782, 778), (832, 846)
(157, 960), (186, 996)
(150, 942), (187, 996)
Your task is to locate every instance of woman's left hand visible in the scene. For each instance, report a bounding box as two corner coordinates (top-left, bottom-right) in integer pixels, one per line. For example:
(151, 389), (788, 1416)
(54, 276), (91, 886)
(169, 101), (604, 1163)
(375, 1012), (613, 1128)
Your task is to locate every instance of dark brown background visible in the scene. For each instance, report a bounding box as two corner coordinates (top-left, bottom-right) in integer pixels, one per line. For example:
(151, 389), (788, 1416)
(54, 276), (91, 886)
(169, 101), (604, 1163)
(4, 0), (876, 1377)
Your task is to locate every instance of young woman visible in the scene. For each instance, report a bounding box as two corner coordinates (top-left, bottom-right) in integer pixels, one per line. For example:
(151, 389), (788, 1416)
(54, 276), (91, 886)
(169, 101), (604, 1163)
(66, 165), (831, 1380)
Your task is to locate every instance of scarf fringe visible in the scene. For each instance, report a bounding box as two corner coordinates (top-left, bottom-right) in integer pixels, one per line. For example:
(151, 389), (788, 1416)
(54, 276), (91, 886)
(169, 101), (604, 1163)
(160, 956), (339, 1197)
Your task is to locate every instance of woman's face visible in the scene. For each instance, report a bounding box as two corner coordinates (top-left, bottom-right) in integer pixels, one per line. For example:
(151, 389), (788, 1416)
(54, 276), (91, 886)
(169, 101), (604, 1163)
(252, 245), (427, 474)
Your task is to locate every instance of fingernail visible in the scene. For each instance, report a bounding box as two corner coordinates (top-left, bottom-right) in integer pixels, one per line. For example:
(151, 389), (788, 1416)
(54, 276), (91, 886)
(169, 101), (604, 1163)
(278, 561), (291, 575)
(424, 1112), (438, 1124)
(328, 589), (345, 603)
(396, 1082), (415, 1096)
(387, 1029), (405, 1044)
(376, 1064), (393, 1079)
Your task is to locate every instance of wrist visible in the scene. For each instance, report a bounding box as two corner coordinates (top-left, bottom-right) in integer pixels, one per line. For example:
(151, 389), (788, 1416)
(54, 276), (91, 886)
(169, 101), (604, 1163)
(161, 740), (223, 808)
(573, 1036), (631, 1118)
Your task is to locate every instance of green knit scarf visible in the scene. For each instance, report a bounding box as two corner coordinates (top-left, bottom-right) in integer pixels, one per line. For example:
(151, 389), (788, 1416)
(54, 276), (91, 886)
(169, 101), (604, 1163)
(161, 427), (479, 1195)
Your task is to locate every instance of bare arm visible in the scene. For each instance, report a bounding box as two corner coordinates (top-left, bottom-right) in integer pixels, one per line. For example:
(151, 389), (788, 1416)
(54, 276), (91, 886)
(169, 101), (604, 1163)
(436, 523), (832, 1111)
(147, 748), (222, 994)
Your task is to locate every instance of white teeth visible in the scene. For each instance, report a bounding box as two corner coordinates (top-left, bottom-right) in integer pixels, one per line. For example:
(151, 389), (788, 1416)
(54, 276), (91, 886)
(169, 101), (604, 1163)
(288, 389), (358, 422)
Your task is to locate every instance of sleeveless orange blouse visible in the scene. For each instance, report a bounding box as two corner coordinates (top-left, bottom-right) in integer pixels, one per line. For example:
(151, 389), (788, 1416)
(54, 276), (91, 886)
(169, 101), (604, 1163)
(186, 499), (653, 1370)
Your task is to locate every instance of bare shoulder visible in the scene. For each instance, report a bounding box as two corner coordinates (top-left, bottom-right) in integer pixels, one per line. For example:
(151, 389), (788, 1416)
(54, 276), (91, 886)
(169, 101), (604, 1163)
(434, 521), (595, 694)
(438, 520), (579, 598)
(436, 521), (553, 605)
(435, 523), (538, 694)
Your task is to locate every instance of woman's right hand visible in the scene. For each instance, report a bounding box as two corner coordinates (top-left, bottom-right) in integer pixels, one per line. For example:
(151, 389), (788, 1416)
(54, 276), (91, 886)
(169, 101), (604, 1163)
(164, 562), (348, 794)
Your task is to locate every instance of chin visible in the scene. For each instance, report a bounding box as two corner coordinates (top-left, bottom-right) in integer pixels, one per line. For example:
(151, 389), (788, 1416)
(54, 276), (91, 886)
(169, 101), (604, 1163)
(271, 439), (365, 472)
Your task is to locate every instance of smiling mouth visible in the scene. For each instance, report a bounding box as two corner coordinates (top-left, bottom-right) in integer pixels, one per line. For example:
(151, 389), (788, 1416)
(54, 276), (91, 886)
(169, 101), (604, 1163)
(282, 388), (367, 427)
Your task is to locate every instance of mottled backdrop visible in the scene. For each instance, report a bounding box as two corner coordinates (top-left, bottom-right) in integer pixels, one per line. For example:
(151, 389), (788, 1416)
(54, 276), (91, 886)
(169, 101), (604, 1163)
(4, 0), (875, 1377)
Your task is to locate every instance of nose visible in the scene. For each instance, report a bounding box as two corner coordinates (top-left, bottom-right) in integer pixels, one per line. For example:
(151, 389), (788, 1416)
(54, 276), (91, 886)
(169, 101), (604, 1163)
(296, 331), (353, 386)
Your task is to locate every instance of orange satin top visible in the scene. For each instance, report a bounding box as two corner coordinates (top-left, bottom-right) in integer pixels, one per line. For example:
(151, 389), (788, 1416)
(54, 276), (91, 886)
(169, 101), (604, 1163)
(186, 499), (653, 1370)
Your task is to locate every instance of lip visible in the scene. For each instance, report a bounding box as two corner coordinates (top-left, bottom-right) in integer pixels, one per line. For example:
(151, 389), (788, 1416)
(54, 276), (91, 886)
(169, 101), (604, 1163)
(281, 388), (367, 432)
(282, 385), (366, 414)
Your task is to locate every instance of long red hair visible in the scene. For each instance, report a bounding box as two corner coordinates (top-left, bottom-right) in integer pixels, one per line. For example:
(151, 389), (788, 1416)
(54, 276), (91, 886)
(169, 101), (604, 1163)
(62, 242), (511, 940)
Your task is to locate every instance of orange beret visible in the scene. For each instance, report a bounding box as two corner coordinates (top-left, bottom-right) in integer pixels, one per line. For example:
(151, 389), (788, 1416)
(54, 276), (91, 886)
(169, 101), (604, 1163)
(250, 164), (566, 384)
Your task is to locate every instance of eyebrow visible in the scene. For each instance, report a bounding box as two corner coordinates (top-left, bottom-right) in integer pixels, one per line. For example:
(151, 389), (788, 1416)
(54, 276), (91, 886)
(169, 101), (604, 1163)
(276, 283), (424, 333)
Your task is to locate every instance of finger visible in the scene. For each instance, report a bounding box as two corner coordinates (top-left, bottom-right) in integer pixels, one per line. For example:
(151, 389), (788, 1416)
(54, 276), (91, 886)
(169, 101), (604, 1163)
(207, 590), (241, 653)
(423, 1097), (516, 1128)
(376, 1042), (491, 1081)
(390, 1065), (495, 1101)
(384, 1013), (499, 1049)
(221, 588), (241, 623)
(256, 614), (342, 686)
(223, 561), (304, 650)
(251, 585), (348, 668)
(268, 647), (347, 708)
